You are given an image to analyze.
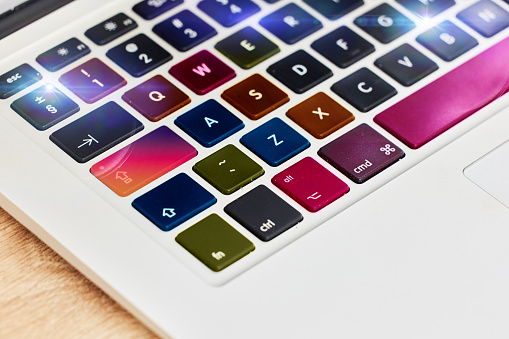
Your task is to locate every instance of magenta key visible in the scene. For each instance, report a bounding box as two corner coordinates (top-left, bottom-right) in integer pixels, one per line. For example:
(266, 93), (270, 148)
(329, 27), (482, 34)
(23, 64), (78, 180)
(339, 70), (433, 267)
(272, 157), (349, 212)
(169, 50), (236, 95)
(375, 36), (509, 149)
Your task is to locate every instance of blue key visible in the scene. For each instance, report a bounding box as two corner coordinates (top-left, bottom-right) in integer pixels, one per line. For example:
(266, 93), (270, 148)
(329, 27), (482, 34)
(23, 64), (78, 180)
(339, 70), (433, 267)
(36, 38), (90, 72)
(457, 0), (509, 38)
(259, 3), (322, 44)
(153, 10), (217, 52)
(132, 173), (216, 232)
(198, 0), (260, 27)
(132, 0), (183, 20)
(240, 118), (309, 166)
(175, 99), (244, 147)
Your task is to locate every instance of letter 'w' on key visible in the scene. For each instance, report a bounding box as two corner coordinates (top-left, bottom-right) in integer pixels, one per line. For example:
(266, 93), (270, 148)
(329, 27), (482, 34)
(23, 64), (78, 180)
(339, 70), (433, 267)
(192, 63), (211, 76)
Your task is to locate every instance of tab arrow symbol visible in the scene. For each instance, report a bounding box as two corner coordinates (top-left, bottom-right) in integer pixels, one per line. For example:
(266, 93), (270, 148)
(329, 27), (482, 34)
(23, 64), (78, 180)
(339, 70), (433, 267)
(162, 208), (176, 218)
(77, 134), (99, 148)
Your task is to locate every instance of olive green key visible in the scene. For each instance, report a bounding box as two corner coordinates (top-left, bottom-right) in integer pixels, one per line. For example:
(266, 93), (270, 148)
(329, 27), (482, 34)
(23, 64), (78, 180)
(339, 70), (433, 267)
(175, 214), (255, 272)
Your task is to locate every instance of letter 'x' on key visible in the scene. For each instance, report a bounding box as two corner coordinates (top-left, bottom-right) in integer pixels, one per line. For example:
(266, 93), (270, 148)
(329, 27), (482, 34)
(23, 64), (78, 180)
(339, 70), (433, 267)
(312, 107), (329, 120)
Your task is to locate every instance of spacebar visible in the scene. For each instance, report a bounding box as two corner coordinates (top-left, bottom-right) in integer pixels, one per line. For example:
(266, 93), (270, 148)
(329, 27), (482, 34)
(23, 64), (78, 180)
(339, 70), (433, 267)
(374, 36), (509, 149)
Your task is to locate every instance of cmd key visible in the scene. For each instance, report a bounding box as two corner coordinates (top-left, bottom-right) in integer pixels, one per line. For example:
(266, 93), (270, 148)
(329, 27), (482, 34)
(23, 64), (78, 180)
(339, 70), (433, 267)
(375, 36), (509, 149)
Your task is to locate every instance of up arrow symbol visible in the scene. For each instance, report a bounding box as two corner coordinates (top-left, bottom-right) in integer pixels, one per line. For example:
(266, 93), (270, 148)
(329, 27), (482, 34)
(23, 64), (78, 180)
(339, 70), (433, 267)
(162, 208), (176, 218)
(397, 56), (413, 68)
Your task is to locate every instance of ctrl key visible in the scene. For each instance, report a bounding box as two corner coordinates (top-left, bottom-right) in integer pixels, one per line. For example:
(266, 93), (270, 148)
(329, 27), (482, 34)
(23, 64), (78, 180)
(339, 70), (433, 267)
(176, 214), (255, 272)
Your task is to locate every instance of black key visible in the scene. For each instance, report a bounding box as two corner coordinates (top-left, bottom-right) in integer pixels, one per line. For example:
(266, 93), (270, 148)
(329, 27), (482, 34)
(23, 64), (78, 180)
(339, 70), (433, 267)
(215, 26), (280, 69)
(374, 43), (438, 86)
(132, 0), (183, 20)
(0, 64), (42, 99)
(267, 49), (332, 94)
(354, 4), (416, 44)
(396, 0), (455, 18)
(259, 3), (322, 44)
(153, 10), (217, 52)
(303, 0), (364, 20)
(36, 38), (90, 72)
(85, 13), (137, 46)
(311, 26), (375, 69)
(50, 102), (143, 163)
(106, 34), (172, 77)
(224, 185), (302, 242)
(416, 20), (478, 61)
(457, 0), (509, 38)
(198, 0), (260, 27)
(11, 84), (79, 130)
(331, 67), (397, 112)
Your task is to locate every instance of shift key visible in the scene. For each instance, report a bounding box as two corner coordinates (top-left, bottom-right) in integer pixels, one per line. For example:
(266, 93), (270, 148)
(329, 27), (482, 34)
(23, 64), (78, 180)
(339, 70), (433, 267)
(50, 102), (143, 163)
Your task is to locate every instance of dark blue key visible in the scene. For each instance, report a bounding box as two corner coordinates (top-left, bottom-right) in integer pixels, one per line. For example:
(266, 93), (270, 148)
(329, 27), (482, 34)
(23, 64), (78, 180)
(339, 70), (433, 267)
(198, 0), (260, 27)
(396, 0), (455, 18)
(457, 0), (509, 38)
(85, 13), (138, 46)
(417, 20), (478, 61)
(50, 102), (143, 163)
(11, 84), (79, 130)
(240, 118), (309, 166)
(0, 64), (42, 99)
(133, 173), (216, 232)
(259, 3), (322, 44)
(132, 0), (183, 20)
(36, 38), (90, 72)
(311, 26), (375, 69)
(175, 99), (244, 147)
(153, 10), (217, 52)
(106, 34), (172, 77)
(303, 0), (364, 20)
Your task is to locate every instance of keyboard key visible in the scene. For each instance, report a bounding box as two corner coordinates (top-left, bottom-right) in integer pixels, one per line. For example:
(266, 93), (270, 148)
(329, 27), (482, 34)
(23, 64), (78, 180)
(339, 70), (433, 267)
(122, 75), (190, 122)
(132, 0), (183, 20)
(11, 84), (79, 130)
(36, 38), (90, 72)
(175, 99), (244, 147)
(91, 126), (196, 197)
(354, 4), (416, 44)
(59, 58), (127, 104)
(193, 144), (264, 194)
(272, 157), (349, 212)
(396, 0), (455, 18)
(153, 10), (217, 52)
(457, 0), (509, 38)
(286, 92), (354, 139)
(259, 3), (322, 44)
(50, 102), (143, 163)
(318, 124), (405, 183)
(85, 13), (137, 46)
(374, 43), (438, 86)
(267, 50), (332, 94)
(221, 73), (289, 120)
(106, 34), (172, 77)
(215, 26), (280, 69)
(331, 68), (397, 112)
(0, 64), (42, 99)
(175, 214), (255, 272)
(416, 20), (478, 61)
(240, 118), (310, 166)
(169, 50), (236, 95)
(303, 0), (364, 20)
(225, 185), (302, 242)
(133, 173), (216, 232)
(375, 36), (509, 149)
(311, 26), (375, 69)
(198, 0), (260, 27)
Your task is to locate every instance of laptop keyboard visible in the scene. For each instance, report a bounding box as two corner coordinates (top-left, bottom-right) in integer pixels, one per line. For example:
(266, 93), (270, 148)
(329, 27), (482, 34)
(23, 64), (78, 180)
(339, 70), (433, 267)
(2, 0), (509, 283)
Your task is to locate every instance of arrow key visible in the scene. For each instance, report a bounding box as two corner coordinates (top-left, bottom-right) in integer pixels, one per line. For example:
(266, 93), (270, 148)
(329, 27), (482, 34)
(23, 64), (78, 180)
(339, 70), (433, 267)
(133, 173), (216, 232)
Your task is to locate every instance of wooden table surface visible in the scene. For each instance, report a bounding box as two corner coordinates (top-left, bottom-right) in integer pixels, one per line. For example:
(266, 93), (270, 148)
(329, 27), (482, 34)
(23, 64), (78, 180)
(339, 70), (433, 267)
(0, 208), (159, 338)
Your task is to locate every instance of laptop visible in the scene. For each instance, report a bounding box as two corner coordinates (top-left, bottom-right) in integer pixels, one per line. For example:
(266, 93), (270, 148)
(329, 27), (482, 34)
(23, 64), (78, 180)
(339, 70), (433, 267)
(2, 0), (509, 337)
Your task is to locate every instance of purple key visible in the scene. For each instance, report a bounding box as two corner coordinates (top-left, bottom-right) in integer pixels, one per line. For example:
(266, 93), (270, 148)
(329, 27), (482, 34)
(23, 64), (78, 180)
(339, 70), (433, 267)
(318, 124), (405, 184)
(375, 36), (509, 149)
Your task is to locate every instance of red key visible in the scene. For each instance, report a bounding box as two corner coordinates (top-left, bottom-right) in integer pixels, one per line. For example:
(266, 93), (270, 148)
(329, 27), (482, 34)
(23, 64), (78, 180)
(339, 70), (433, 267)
(375, 36), (509, 149)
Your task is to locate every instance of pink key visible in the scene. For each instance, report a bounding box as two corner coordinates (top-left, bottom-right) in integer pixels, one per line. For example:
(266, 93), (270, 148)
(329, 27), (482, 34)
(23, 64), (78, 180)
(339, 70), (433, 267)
(272, 157), (349, 212)
(169, 50), (235, 95)
(375, 36), (509, 149)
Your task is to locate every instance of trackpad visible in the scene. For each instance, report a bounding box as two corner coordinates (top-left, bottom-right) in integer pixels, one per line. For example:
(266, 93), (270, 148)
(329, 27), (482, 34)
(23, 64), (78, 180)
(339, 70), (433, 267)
(464, 139), (509, 208)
